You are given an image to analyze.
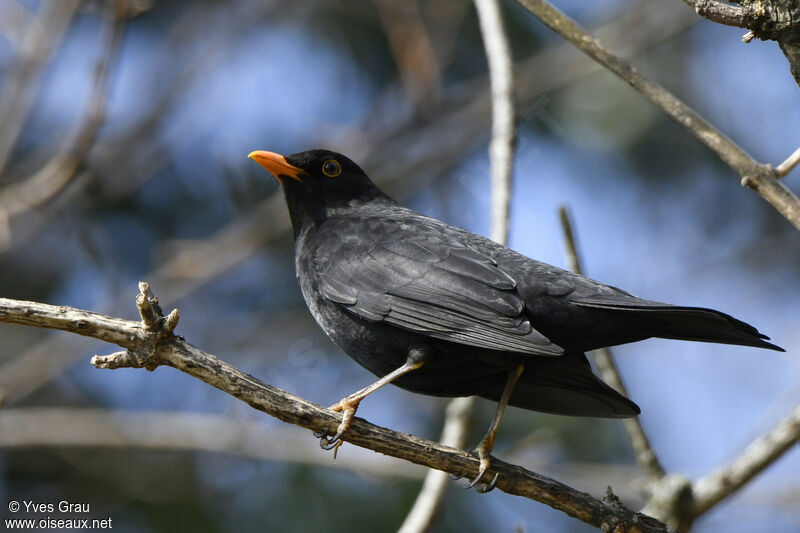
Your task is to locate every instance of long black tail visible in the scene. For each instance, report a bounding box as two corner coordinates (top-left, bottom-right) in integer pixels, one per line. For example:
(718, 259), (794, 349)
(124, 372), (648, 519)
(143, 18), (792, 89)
(575, 299), (784, 351)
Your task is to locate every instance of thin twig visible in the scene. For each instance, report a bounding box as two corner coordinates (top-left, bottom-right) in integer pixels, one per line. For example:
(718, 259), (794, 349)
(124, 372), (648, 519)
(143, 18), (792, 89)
(775, 146), (800, 178)
(0, 286), (671, 533)
(400, 3), (518, 529)
(558, 206), (666, 483)
(514, 0), (800, 230)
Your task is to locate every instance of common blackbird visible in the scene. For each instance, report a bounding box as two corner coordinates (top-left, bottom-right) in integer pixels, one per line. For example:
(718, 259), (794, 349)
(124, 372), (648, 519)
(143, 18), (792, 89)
(249, 148), (782, 489)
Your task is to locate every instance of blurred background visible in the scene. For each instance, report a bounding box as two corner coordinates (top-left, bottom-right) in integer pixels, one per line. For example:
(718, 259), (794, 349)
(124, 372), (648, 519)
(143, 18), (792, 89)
(0, 0), (798, 531)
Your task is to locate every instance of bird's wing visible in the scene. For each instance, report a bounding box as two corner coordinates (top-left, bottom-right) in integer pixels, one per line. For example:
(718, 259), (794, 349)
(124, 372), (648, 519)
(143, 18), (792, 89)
(312, 216), (562, 356)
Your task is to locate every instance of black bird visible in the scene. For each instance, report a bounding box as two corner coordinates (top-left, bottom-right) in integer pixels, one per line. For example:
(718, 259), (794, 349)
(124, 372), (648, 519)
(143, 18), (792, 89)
(249, 148), (782, 489)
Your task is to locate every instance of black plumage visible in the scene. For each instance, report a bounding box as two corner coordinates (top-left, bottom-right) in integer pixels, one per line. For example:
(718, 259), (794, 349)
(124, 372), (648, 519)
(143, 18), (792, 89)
(249, 148), (782, 486)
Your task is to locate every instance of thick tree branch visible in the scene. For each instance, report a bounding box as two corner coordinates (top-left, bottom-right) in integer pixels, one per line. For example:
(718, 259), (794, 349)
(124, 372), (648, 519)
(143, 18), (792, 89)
(558, 206), (666, 484)
(682, 0), (800, 88)
(514, 0), (800, 230)
(681, 0), (800, 41)
(0, 285), (671, 533)
(682, 0), (747, 27)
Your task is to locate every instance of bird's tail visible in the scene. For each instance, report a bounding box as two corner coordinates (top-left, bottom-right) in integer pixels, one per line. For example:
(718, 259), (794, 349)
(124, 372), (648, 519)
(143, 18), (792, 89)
(492, 351), (640, 418)
(574, 299), (784, 351)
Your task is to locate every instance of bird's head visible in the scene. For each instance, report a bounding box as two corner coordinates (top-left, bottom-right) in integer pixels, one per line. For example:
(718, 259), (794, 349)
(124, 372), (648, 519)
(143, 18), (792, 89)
(248, 149), (390, 236)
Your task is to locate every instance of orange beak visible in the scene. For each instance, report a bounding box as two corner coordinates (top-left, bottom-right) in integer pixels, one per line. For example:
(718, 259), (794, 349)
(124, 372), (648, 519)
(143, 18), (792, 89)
(248, 150), (304, 182)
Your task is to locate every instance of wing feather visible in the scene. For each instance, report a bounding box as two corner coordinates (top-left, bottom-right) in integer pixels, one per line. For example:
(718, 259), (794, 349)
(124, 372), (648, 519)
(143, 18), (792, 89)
(315, 217), (561, 356)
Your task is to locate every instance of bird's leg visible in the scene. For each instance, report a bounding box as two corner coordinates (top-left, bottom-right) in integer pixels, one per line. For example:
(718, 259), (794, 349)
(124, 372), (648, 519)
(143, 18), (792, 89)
(466, 362), (524, 492)
(316, 347), (431, 451)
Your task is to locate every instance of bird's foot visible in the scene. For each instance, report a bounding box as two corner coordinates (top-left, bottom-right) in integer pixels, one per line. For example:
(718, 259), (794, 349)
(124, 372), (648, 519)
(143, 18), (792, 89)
(313, 396), (361, 454)
(465, 451), (499, 493)
(450, 452), (499, 492)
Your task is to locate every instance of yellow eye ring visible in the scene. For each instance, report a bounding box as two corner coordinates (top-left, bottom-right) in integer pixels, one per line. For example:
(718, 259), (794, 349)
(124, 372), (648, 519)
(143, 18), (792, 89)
(321, 159), (342, 177)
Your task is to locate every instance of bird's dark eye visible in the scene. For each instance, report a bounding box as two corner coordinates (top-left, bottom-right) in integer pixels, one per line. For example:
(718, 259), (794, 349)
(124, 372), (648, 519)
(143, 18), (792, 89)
(322, 159), (342, 177)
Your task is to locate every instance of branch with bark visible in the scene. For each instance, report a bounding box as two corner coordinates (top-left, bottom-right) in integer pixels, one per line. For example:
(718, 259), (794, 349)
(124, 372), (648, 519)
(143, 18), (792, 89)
(682, 0), (800, 88)
(514, 0), (800, 230)
(0, 283), (671, 533)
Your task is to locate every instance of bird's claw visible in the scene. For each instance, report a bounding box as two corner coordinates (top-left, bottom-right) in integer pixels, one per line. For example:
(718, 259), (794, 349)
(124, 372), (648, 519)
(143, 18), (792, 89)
(452, 468), (499, 493)
(475, 473), (499, 493)
(312, 428), (338, 449)
(319, 434), (343, 450)
(314, 399), (358, 454)
(465, 468), (487, 489)
(318, 424), (348, 450)
(457, 450), (498, 492)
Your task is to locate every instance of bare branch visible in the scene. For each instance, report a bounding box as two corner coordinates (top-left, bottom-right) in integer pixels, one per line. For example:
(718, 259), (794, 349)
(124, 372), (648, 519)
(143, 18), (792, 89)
(0, 288), (671, 532)
(558, 206), (666, 483)
(514, 0), (800, 230)
(691, 403), (800, 515)
(681, 0), (800, 88)
(681, 0), (747, 28)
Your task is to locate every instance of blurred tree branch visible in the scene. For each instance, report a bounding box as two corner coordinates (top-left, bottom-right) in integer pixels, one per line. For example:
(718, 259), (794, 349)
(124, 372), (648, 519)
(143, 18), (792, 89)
(559, 206), (666, 484)
(514, 0), (800, 230)
(0, 407), (424, 480)
(681, 0), (800, 88)
(0, 0), (81, 177)
(401, 0), (518, 529)
(0, 283), (672, 533)
(0, 2), (127, 248)
(398, 396), (475, 533)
